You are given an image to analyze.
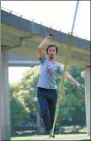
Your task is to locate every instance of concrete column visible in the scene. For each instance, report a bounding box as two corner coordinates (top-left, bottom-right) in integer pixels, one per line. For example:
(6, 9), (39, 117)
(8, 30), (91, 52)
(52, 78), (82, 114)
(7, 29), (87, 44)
(0, 46), (11, 140)
(85, 66), (90, 136)
(0, 45), (1, 141)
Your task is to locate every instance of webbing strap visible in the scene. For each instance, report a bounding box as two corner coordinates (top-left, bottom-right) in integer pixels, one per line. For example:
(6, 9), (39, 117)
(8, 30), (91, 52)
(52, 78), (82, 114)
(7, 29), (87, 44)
(50, 1), (79, 138)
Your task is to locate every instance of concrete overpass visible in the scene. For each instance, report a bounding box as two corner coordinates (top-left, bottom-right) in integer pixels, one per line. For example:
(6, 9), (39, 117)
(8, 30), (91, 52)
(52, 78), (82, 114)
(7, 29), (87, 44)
(0, 9), (90, 140)
(1, 10), (90, 67)
(8, 53), (40, 67)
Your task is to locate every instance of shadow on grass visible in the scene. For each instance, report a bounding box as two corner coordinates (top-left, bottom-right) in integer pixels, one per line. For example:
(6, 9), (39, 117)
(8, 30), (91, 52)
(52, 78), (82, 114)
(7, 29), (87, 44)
(12, 130), (37, 137)
(12, 130), (87, 138)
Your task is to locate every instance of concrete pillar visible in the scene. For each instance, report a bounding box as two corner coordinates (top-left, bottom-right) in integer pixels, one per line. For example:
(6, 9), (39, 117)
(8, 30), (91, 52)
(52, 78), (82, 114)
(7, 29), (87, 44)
(0, 46), (11, 140)
(0, 45), (1, 141)
(85, 66), (90, 136)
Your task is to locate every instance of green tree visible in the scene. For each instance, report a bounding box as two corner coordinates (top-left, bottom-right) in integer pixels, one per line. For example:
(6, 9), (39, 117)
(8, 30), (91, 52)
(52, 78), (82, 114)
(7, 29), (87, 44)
(10, 95), (29, 135)
(58, 67), (85, 126)
(10, 65), (40, 134)
(10, 65), (86, 134)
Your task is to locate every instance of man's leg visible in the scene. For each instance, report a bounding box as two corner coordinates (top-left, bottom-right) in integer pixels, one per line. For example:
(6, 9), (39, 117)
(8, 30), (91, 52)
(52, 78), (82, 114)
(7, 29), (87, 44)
(48, 90), (57, 130)
(37, 88), (51, 132)
(48, 99), (57, 130)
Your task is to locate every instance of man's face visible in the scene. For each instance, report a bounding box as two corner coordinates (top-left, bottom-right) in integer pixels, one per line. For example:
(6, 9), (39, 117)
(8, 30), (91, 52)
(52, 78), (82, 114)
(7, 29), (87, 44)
(47, 46), (57, 60)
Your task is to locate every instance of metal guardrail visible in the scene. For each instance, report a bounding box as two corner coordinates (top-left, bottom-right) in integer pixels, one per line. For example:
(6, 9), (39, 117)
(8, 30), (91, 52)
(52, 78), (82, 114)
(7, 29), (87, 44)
(1, 6), (89, 40)
(1, 6), (32, 20)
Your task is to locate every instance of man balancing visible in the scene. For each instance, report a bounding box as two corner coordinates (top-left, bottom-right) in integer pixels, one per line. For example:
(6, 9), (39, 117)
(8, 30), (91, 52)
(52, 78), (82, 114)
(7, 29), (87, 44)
(36, 33), (83, 135)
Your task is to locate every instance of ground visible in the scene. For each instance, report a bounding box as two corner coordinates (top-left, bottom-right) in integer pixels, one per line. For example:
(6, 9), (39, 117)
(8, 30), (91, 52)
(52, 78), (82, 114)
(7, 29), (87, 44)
(11, 134), (90, 140)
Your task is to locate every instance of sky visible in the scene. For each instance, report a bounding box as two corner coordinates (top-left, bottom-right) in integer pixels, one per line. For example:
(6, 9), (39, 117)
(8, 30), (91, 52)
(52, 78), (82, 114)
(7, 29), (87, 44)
(1, 1), (90, 83)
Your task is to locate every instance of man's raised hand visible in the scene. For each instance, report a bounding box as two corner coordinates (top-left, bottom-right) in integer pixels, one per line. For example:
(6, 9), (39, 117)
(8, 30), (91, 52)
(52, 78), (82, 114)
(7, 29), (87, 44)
(47, 33), (53, 39)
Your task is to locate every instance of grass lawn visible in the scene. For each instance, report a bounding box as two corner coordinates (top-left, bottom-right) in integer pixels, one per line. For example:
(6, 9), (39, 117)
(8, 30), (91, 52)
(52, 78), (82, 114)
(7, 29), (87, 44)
(11, 134), (90, 140)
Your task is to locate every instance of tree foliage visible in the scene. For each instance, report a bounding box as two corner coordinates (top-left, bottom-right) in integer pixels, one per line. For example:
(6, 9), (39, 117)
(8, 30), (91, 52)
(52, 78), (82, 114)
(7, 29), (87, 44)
(58, 67), (85, 125)
(10, 65), (86, 134)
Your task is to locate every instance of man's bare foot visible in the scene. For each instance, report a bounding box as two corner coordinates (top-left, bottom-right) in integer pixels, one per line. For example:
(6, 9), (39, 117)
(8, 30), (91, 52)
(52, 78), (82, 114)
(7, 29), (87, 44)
(49, 132), (55, 138)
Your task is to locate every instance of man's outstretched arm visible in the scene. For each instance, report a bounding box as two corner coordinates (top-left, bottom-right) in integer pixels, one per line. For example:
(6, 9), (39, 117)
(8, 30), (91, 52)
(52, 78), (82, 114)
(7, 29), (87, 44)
(64, 72), (84, 89)
(38, 33), (53, 59)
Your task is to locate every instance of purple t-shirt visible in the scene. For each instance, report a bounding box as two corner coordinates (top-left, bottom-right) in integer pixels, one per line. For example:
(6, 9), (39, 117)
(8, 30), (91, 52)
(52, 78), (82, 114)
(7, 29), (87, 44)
(37, 56), (64, 89)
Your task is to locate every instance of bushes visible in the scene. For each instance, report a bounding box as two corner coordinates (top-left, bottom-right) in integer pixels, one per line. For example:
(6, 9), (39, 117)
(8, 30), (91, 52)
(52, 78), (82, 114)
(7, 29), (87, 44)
(10, 95), (29, 135)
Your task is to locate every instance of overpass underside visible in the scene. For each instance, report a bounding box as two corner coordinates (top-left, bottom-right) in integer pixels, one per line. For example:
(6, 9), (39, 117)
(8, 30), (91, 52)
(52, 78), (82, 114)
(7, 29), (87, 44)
(1, 10), (90, 68)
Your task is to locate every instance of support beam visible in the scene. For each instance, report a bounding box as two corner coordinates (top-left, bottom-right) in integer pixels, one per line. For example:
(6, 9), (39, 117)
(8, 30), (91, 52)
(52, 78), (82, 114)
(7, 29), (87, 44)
(1, 46), (11, 140)
(85, 66), (90, 136)
(1, 32), (20, 47)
